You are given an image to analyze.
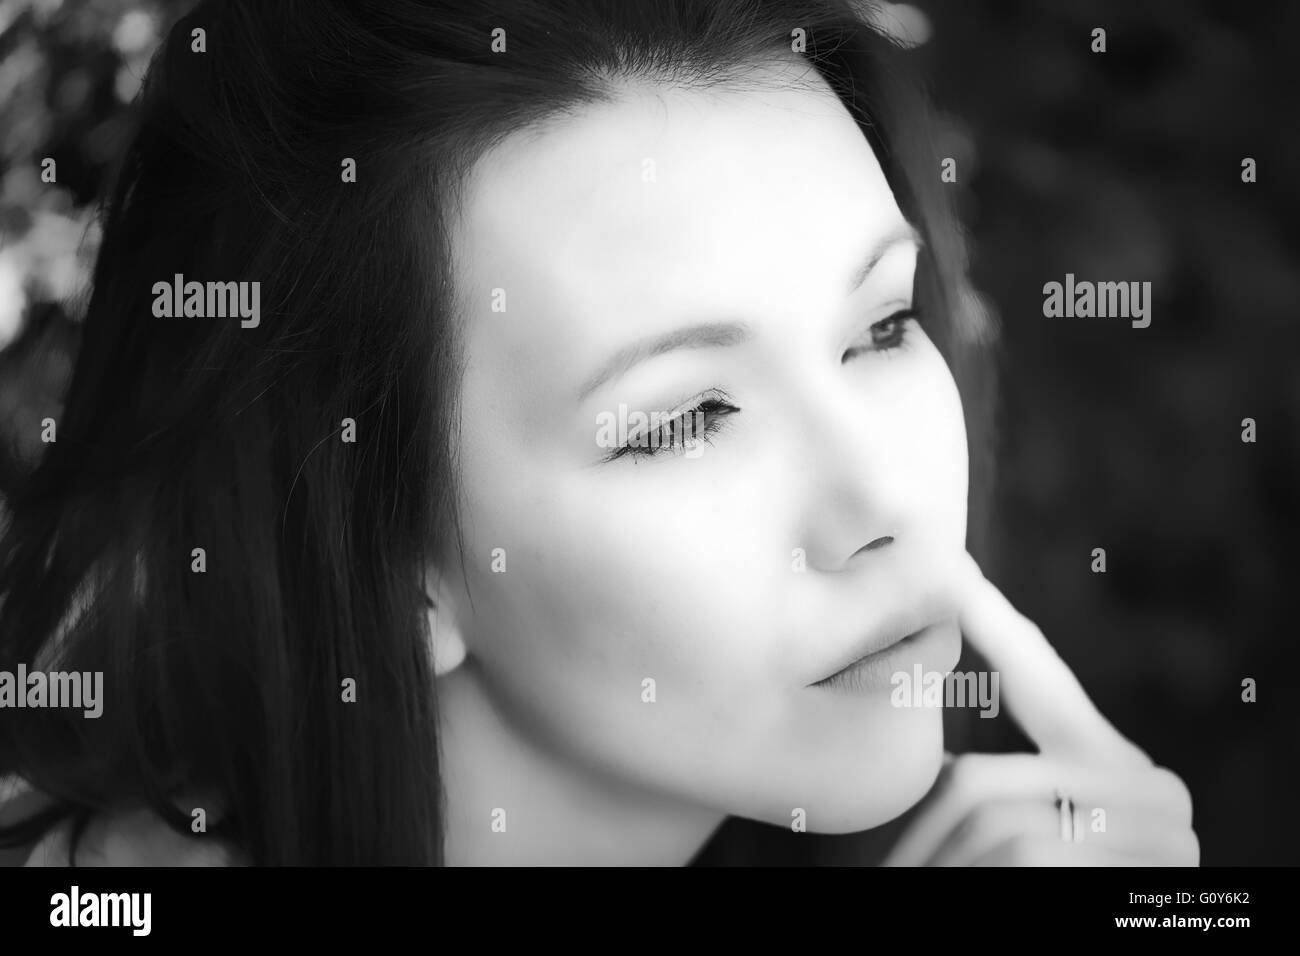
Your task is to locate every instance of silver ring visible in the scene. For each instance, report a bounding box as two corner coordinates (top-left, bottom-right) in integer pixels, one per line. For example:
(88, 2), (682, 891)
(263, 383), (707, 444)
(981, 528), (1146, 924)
(1054, 789), (1080, 843)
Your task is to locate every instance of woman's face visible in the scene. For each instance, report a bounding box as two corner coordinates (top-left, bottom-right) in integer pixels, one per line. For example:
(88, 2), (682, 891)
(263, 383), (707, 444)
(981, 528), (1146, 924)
(436, 60), (969, 832)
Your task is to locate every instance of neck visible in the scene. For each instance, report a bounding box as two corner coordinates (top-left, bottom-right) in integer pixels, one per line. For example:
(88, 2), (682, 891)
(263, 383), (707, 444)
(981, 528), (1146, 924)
(436, 658), (726, 865)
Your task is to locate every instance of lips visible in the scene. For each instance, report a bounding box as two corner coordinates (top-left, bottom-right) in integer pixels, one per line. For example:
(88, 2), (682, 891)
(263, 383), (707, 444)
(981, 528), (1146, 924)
(808, 606), (948, 686)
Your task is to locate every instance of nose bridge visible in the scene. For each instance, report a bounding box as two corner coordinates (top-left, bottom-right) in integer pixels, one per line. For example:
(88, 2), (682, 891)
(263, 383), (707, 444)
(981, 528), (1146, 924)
(796, 370), (909, 572)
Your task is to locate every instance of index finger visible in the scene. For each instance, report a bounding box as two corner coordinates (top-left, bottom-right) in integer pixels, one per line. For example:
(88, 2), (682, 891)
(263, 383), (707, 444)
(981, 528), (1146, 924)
(951, 551), (1151, 767)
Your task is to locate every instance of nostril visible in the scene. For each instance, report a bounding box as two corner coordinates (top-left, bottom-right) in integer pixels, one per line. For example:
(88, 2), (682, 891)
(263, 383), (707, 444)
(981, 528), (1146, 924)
(862, 535), (894, 552)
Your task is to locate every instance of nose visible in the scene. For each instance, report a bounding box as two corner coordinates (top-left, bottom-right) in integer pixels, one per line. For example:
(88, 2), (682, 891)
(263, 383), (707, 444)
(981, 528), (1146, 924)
(797, 395), (913, 572)
(828, 532), (899, 572)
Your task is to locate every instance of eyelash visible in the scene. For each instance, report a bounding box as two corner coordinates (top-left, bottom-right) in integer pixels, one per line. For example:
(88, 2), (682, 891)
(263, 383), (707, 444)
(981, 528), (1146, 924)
(604, 308), (920, 463)
(603, 392), (740, 463)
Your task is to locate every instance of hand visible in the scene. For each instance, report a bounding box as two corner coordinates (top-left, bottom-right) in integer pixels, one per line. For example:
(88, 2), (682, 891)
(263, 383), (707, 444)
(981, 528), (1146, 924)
(882, 552), (1198, 866)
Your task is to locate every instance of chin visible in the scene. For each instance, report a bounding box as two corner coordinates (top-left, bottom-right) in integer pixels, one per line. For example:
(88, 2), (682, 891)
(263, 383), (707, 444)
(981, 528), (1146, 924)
(736, 710), (947, 834)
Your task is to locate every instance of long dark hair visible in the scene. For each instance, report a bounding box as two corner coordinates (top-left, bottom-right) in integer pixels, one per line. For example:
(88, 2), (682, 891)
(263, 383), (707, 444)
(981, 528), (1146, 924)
(0, 0), (996, 865)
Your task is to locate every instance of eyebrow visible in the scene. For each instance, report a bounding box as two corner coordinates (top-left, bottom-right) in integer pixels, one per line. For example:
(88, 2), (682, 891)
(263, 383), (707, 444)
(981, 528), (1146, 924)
(577, 221), (923, 402)
(845, 221), (924, 295)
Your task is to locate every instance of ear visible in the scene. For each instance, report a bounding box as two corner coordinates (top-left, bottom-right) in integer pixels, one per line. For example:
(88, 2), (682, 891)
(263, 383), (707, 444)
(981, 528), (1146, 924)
(424, 566), (468, 678)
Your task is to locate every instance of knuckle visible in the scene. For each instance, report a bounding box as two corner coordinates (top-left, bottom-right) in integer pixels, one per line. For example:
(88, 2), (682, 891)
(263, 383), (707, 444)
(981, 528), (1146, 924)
(1008, 604), (1048, 646)
(1021, 611), (1054, 650)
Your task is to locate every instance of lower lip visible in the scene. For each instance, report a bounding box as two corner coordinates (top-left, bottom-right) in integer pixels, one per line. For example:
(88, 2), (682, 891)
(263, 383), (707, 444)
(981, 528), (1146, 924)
(812, 623), (960, 694)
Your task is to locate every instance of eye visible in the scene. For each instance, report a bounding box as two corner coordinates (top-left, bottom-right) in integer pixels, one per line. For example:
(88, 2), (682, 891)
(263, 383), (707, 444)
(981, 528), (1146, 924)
(843, 307), (920, 363)
(603, 392), (740, 463)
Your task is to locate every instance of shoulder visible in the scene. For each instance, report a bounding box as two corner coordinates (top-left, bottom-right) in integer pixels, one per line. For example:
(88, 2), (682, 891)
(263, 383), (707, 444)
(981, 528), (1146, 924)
(3, 776), (243, 867)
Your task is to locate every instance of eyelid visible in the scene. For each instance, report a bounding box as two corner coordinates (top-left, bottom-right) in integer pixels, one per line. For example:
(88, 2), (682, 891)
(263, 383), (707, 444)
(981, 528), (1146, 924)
(844, 303), (915, 349)
(661, 386), (732, 421)
(875, 301), (915, 320)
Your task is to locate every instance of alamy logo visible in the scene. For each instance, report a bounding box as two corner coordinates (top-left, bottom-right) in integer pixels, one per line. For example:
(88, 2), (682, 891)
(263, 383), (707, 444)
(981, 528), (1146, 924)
(1042, 273), (1151, 328)
(595, 403), (708, 459)
(890, 665), (1000, 718)
(50, 886), (151, 936)
(0, 664), (102, 718)
(152, 273), (261, 328)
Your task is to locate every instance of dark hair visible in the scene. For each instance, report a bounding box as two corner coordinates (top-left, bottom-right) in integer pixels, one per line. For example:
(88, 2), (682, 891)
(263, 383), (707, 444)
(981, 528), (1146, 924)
(0, 0), (995, 865)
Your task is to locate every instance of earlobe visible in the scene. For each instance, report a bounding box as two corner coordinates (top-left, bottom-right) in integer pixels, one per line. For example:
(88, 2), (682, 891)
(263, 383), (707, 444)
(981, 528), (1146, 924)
(425, 572), (468, 677)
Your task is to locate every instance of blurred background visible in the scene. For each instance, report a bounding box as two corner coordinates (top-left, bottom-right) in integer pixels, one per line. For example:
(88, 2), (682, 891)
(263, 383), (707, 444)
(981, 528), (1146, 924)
(1, 0), (1296, 865)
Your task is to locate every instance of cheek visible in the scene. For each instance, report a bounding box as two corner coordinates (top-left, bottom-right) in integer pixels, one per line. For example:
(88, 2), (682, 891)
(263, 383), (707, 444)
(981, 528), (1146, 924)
(901, 339), (969, 537)
(451, 448), (777, 717)
(448, 465), (789, 798)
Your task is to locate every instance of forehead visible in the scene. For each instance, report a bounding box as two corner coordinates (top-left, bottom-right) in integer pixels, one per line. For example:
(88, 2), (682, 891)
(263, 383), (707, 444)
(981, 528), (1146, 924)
(448, 61), (905, 415)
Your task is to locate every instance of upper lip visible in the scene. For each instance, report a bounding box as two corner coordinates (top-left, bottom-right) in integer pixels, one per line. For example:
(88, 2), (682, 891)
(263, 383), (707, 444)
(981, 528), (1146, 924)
(808, 605), (949, 686)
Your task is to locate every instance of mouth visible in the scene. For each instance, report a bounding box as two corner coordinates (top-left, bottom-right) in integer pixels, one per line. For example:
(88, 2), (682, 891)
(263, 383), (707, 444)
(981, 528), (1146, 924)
(809, 625), (935, 692)
(808, 605), (960, 692)
(810, 607), (935, 680)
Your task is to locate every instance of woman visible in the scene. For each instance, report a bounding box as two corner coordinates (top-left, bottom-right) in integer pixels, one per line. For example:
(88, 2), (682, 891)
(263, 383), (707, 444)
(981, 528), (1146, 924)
(0, 0), (1195, 866)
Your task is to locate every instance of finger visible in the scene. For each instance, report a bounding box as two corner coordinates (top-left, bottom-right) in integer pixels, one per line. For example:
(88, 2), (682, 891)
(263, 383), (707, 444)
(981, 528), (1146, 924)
(882, 753), (1193, 866)
(929, 799), (1199, 867)
(952, 551), (1150, 766)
